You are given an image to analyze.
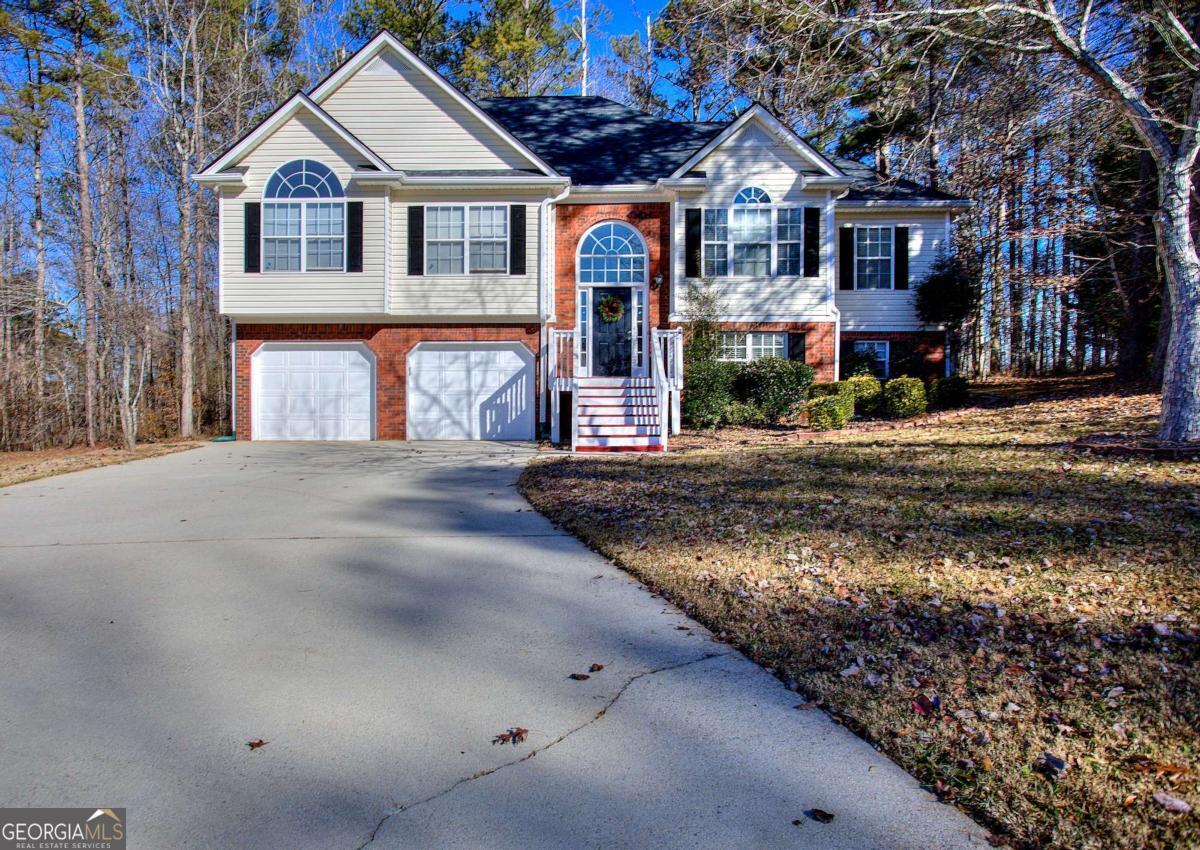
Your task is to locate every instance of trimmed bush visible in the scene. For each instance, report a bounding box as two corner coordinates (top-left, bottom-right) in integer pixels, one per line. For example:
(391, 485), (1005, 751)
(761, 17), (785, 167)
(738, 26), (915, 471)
(883, 376), (928, 418)
(929, 375), (970, 409)
(808, 381), (845, 399)
(733, 357), (815, 423)
(841, 349), (880, 378)
(724, 400), (765, 427)
(842, 374), (883, 415)
(682, 360), (737, 429)
(806, 393), (854, 430)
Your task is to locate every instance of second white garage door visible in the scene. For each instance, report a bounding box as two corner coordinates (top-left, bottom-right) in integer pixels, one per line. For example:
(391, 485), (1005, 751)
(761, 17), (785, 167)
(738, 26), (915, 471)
(407, 343), (534, 440)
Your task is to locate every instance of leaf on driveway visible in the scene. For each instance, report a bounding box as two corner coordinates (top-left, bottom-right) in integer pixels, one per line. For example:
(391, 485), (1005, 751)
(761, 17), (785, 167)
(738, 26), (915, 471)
(806, 809), (835, 823)
(568, 673), (591, 681)
(589, 663), (605, 672)
(492, 727), (529, 746)
(247, 739), (268, 750)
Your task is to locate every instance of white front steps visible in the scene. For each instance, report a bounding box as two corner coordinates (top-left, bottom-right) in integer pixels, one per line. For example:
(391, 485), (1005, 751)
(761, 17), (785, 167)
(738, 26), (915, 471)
(574, 377), (664, 452)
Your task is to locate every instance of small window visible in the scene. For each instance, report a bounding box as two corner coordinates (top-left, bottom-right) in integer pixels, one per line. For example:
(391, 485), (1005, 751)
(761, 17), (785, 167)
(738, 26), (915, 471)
(734, 186), (771, 204)
(424, 205), (509, 275)
(855, 226), (893, 289)
(853, 340), (889, 377)
(776, 208), (804, 275)
(719, 331), (787, 362)
(703, 209), (728, 277)
(262, 159), (345, 273)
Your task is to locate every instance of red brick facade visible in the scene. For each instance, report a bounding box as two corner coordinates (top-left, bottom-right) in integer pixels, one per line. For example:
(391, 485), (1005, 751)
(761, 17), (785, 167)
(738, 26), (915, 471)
(553, 203), (672, 330)
(717, 322), (837, 381)
(841, 330), (946, 378)
(234, 323), (540, 440)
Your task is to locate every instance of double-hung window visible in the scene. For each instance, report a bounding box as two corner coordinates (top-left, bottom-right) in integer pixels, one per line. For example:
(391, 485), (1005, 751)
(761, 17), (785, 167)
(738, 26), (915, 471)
(854, 226), (893, 289)
(425, 205), (508, 275)
(719, 331), (788, 362)
(853, 340), (889, 377)
(698, 187), (805, 278)
(262, 160), (346, 272)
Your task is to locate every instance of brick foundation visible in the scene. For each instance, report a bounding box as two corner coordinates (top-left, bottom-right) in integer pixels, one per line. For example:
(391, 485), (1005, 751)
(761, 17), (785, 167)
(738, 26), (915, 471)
(717, 322), (837, 381)
(841, 330), (946, 378)
(234, 323), (540, 440)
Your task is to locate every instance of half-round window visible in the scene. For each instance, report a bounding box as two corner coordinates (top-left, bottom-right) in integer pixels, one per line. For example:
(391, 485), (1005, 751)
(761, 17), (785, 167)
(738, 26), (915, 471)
(265, 159), (344, 199)
(734, 186), (771, 204)
(578, 222), (646, 284)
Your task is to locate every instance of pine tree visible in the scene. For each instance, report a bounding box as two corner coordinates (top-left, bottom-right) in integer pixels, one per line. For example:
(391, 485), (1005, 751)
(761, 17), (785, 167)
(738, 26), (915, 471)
(457, 0), (578, 97)
(342, 0), (458, 74)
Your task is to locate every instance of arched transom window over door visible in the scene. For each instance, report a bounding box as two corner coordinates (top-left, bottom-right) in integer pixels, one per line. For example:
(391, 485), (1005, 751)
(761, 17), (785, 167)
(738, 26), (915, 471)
(578, 222), (646, 284)
(263, 159), (346, 272)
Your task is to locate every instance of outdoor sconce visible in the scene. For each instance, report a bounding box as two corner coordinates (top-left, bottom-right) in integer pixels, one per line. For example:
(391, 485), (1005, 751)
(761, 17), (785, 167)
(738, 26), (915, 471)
(652, 273), (664, 290)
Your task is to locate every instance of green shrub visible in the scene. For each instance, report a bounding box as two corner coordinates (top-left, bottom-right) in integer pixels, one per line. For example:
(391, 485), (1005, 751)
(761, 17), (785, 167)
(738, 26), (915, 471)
(724, 400), (765, 427)
(808, 381), (845, 399)
(842, 374), (883, 415)
(682, 360), (737, 429)
(806, 393), (854, 430)
(841, 349), (880, 378)
(733, 357), (815, 423)
(928, 375), (970, 409)
(883, 376), (928, 418)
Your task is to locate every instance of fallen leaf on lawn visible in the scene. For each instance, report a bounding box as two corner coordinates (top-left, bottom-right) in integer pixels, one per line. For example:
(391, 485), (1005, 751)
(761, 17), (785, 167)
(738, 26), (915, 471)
(982, 755), (994, 772)
(1153, 792), (1192, 814)
(1125, 756), (1192, 778)
(913, 694), (940, 716)
(568, 673), (591, 681)
(247, 739), (268, 750)
(806, 809), (835, 823)
(589, 663), (605, 672)
(492, 727), (529, 746)
(1036, 752), (1068, 780)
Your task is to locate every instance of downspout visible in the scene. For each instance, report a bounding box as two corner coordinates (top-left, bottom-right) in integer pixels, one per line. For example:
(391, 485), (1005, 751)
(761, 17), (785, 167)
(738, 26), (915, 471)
(538, 182), (571, 432)
(230, 319), (237, 437)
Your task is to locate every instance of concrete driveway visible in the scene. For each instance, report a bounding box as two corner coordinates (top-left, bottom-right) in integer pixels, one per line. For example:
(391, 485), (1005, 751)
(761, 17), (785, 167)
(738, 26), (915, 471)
(0, 442), (988, 849)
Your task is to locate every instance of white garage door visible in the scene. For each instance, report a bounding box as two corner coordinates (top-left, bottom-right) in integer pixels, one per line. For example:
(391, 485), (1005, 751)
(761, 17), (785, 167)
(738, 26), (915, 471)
(253, 344), (373, 440)
(407, 343), (534, 440)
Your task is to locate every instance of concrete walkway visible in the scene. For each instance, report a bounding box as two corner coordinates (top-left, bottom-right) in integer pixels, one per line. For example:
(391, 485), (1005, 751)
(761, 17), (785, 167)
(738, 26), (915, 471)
(0, 442), (989, 849)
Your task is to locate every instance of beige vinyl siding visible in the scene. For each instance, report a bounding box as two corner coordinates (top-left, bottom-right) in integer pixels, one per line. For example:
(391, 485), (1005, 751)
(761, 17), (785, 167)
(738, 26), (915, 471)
(220, 111), (386, 316)
(673, 122), (834, 321)
(320, 51), (534, 171)
(391, 193), (541, 319)
(834, 211), (947, 331)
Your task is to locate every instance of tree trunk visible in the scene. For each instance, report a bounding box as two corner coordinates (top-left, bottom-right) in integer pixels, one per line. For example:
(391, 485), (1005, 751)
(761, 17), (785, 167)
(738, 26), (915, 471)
(1155, 159), (1200, 441)
(73, 39), (97, 447)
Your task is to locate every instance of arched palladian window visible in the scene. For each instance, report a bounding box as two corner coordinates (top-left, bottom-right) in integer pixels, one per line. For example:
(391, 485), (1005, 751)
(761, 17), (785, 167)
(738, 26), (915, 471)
(702, 185), (803, 277)
(577, 222), (646, 284)
(263, 159), (346, 272)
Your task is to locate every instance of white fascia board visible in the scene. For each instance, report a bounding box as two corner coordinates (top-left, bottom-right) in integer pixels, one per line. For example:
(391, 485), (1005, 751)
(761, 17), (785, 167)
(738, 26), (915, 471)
(836, 199), (973, 210)
(194, 172), (247, 187)
(670, 105), (845, 179)
(350, 171), (568, 189)
(196, 92), (394, 177)
(308, 31), (560, 178)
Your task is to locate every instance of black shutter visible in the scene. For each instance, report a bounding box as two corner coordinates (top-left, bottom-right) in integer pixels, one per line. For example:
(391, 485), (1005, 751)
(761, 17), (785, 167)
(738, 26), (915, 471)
(894, 226), (909, 289)
(346, 202), (363, 273)
(509, 205), (526, 275)
(684, 209), (701, 278)
(838, 227), (854, 290)
(407, 206), (424, 276)
(889, 340), (914, 377)
(803, 207), (820, 277)
(244, 202), (261, 273)
(788, 332), (806, 362)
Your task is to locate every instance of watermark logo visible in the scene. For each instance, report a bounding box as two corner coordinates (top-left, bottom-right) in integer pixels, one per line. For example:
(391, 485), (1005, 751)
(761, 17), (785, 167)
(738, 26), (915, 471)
(0, 808), (125, 850)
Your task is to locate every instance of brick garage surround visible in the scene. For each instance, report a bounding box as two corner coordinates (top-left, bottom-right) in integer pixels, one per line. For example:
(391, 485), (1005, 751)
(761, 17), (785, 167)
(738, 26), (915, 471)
(553, 203), (671, 330)
(841, 330), (946, 377)
(234, 323), (540, 440)
(718, 322), (837, 381)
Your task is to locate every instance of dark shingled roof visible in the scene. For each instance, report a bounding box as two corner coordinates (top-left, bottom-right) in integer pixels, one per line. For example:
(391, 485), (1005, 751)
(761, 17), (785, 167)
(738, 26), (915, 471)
(477, 96), (725, 184)
(477, 95), (966, 202)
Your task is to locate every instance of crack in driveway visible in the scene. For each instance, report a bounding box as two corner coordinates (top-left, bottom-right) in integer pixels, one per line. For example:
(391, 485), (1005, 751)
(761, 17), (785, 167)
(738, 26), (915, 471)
(354, 651), (732, 850)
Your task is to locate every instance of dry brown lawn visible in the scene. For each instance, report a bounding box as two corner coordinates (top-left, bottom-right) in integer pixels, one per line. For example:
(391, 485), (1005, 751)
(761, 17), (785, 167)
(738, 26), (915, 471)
(520, 375), (1199, 850)
(0, 442), (200, 488)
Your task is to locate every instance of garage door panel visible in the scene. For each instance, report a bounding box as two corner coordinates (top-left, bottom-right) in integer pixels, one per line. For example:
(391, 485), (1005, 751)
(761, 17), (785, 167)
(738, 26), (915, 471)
(253, 344), (373, 441)
(407, 344), (533, 441)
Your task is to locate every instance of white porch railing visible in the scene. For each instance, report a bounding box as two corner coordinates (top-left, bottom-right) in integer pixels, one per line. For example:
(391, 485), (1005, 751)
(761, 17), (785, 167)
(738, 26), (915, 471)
(549, 329), (576, 447)
(652, 328), (684, 437)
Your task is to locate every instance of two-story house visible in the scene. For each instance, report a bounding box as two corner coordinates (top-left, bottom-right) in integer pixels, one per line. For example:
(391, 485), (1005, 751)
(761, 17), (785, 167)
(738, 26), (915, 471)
(196, 31), (968, 451)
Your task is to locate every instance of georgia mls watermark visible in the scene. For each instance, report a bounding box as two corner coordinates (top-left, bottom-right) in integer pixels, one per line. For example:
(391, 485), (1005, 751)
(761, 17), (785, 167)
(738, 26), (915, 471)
(0, 809), (125, 850)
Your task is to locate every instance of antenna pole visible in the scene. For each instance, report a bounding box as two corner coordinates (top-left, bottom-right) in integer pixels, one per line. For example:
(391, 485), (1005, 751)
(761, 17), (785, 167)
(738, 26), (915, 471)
(581, 0), (588, 95)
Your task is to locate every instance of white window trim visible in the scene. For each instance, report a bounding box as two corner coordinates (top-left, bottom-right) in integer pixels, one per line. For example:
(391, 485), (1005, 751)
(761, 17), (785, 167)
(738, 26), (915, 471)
(852, 224), (895, 291)
(261, 199), (347, 274)
(423, 203), (511, 277)
(697, 203), (806, 279)
(853, 339), (890, 378)
(718, 331), (789, 362)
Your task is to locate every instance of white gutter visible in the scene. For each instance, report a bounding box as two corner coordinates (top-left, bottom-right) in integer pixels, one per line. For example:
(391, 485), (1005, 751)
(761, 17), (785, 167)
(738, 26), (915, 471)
(352, 170), (569, 188)
(538, 181), (572, 431)
(837, 199), (972, 209)
(194, 173), (246, 187)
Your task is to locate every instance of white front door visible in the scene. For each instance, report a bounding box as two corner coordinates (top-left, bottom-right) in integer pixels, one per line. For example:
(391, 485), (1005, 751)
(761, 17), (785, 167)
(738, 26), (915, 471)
(406, 343), (534, 440)
(252, 344), (374, 440)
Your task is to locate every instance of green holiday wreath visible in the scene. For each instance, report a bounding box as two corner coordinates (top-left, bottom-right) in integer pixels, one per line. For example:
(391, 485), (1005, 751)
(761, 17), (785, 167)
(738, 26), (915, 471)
(597, 294), (626, 323)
